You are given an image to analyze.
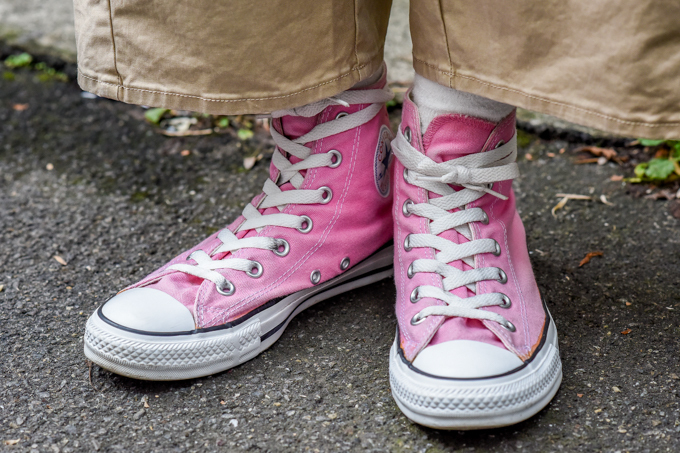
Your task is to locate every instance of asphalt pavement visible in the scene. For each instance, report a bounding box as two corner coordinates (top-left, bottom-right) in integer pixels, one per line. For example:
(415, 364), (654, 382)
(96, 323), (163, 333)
(2, 53), (680, 453)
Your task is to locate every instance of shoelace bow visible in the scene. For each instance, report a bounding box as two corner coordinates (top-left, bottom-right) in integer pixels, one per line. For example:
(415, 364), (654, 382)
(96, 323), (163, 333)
(392, 128), (520, 330)
(168, 88), (394, 295)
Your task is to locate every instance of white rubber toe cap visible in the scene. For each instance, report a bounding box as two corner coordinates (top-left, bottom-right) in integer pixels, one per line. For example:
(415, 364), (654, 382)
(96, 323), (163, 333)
(412, 340), (524, 379)
(100, 288), (196, 333)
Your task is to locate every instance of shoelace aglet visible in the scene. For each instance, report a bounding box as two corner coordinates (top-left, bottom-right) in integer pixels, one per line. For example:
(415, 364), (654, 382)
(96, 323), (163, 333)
(462, 184), (508, 200)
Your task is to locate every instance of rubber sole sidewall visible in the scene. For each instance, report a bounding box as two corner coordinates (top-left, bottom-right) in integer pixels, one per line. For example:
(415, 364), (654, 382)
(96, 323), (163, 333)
(389, 318), (563, 430)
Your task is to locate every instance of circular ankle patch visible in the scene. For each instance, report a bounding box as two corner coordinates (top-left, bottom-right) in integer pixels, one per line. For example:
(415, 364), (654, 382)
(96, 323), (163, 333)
(374, 125), (394, 197)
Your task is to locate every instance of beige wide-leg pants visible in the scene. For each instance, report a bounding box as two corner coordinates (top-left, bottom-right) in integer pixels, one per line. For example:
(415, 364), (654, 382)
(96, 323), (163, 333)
(74, 0), (680, 139)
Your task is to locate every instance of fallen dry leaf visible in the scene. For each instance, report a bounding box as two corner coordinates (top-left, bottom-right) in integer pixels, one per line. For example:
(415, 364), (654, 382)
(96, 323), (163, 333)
(243, 153), (263, 170)
(0, 284), (4, 292)
(671, 373), (679, 380)
(243, 156), (257, 170)
(577, 146), (618, 160)
(160, 129), (213, 137)
(579, 251), (603, 267)
(654, 148), (669, 159)
(574, 158), (600, 165)
(4, 439), (20, 446)
(612, 386), (622, 393)
(551, 194), (592, 217)
(610, 175), (624, 181)
(625, 301), (632, 306)
(644, 189), (676, 200)
(556, 193), (592, 200)
(54, 255), (67, 266)
(620, 328), (632, 335)
(594, 408), (603, 413)
(180, 149), (191, 156)
(547, 152), (556, 158)
(559, 148), (566, 154)
(144, 401), (150, 408)
(220, 400), (226, 405)
(12, 103), (29, 111)
(551, 197), (569, 217)
(577, 394), (583, 398)
(524, 153), (533, 161)
(600, 194), (614, 206)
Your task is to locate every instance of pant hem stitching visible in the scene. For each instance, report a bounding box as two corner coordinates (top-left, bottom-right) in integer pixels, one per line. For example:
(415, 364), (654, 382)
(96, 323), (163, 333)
(412, 56), (680, 128)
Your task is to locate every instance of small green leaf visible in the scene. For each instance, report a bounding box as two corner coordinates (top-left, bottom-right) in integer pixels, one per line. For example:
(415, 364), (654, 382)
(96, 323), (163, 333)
(634, 163), (648, 178)
(144, 108), (169, 124)
(4, 52), (33, 68)
(237, 129), (254, 140)
(385, 99), (397, 109)
(671, 141), (680, 159)
(638, 138), (665, 147)
(645, 158), (675, 180)
(216, 117), (230, 128)
(3, 71), (15, 81)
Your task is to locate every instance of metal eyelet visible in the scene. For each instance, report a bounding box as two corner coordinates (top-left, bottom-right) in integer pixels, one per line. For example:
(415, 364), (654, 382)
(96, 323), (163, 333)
(327, 149), (342, 168)
(409, 287), (421, 303)
(493, 241), (502, 256)
(497, 269), (508, 284)
(501, 320), (516, 332)
(407, 262), (415, 279)
(273, 238), (290, 257)
(215, 280), (235, 296)
(340, 257), (350, 271)
(402, 199), (414, 217)
(186, 252), (196, 261)
(297, 215), (313, 233)
(310, 270), (321, 285)
(318, 186), (333, 204)
(480, 211), (489, 225)
(495, 140), (505, 149)
(403, 234), (412, 252)
(500, 294), (511, 308)
(403, 168), (409, 182)
(246, 261), (263, 278)
(404, 126), (412, 143)
(335, 112), (349, 119)
(410, 313), (426, 326)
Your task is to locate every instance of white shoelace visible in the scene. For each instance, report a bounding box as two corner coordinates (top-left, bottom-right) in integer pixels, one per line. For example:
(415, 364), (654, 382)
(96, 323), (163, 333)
(167, 88), (394, 295)
(392, 128), (520, 330)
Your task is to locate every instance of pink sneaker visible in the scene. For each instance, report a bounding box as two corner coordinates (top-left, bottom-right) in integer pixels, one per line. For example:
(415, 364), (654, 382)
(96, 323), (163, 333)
(388, 93), (562, 429)
(84, 75), (395, 380)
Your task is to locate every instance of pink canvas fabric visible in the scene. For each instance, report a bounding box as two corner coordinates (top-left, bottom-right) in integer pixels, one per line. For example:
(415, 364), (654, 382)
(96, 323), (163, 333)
(120, 78), (394, 328)
(393, 92), (546, 362)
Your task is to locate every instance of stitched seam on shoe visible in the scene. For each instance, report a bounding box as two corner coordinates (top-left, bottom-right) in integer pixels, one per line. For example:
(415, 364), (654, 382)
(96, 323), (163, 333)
(78, 66), (369, 104)
(205, 114), (362, 325)
(412, 56), (680, 128)
(490, 184), (530, 354)
(394, 166), (408, 345)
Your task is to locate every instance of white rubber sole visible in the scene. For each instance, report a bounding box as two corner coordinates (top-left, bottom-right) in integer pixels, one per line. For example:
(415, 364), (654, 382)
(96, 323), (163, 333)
(84, 246), (394, 381)
(389, 315), (562, 430)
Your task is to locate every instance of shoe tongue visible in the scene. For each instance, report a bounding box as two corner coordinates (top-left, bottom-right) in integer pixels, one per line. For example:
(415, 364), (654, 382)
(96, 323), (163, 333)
(268, 115), (320, 183)
(419, 114), (507, 350)
(421, 114), (496, 163)
(280, 115), (318, 141)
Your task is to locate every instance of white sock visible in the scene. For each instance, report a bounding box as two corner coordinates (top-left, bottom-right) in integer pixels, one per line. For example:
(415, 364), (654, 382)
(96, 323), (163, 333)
(411, 75), (515, 133)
